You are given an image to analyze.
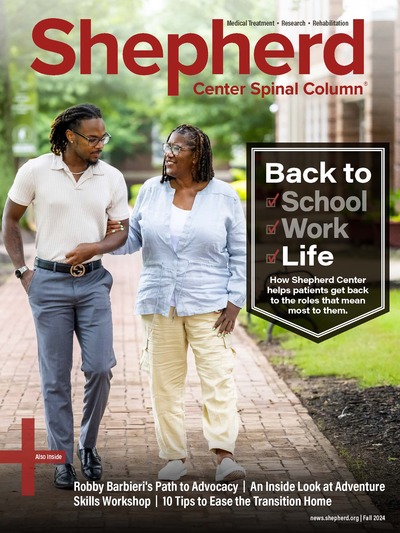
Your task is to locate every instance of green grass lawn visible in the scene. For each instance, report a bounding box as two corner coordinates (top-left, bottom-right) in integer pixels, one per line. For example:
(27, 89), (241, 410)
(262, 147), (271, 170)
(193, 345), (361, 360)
(240, 290), (400, 388)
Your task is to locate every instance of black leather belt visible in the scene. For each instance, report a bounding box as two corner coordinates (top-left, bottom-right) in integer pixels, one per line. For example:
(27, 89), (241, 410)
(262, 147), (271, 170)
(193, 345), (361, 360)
(34, 258), (102, 278)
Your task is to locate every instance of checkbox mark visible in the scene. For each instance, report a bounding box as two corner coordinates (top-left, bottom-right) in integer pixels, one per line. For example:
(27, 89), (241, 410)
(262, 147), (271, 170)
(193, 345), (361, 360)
(266, 249), (280, 264)
(266, 220), (280, 235)
(266, 193), (280, 207)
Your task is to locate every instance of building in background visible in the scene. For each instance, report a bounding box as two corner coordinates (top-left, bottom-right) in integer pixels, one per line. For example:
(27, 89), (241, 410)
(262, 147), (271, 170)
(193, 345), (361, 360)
(274, 0), (399, 189)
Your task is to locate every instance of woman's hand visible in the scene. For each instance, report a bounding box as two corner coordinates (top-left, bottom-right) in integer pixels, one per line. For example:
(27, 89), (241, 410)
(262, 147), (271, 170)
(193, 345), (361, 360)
(106, 219), (125, 236)
(213, 301), (241, 336)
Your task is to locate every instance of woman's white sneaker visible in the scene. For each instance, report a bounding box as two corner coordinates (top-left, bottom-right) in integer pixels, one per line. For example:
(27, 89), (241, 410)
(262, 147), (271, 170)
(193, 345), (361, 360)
(215, 457), (246, 482)
(158, 460), (187, 481)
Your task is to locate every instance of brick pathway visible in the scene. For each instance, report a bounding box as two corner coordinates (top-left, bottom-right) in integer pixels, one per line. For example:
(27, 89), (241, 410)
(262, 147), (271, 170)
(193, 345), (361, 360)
(0, 250), (394, 532)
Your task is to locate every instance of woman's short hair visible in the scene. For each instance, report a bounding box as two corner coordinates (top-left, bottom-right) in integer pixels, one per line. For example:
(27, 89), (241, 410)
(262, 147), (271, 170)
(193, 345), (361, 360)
(161, 124), (214, 183)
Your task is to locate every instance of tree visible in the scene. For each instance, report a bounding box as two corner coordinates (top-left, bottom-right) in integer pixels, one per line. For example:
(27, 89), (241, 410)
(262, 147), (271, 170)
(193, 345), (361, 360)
(148, 0), (276, 163)
(5, 0), (154, 167)
(0, 0), (277, 224)
(0, 0), (14, 223)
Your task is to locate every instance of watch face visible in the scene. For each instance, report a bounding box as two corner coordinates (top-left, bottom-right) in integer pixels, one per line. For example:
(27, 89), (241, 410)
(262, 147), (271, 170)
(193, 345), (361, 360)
(15, 267), (27, 279)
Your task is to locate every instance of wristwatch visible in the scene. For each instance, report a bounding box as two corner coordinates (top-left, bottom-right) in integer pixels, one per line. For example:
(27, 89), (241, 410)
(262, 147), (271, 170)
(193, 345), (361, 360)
(15, 266), (29, 279)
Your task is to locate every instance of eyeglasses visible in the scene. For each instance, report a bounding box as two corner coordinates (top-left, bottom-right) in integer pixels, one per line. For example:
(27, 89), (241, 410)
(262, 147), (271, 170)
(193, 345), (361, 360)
(72, 130), (111, 147)
(162, 143), (193, 156)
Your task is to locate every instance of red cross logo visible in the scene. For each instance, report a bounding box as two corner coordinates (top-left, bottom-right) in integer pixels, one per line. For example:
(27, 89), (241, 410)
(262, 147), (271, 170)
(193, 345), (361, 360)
(0, 418), (65, 496)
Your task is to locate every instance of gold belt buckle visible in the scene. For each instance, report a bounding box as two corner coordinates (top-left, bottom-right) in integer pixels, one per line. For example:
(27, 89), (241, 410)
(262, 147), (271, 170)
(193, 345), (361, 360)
(70, 264), (86, 277)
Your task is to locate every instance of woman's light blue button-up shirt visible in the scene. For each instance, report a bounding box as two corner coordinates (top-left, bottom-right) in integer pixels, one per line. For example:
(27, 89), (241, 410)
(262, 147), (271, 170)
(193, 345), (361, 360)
(114, 176), (246, 317)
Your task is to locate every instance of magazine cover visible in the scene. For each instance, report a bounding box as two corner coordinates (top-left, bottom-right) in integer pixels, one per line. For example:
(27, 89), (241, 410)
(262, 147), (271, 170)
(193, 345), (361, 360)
(0, 0), (398, 531)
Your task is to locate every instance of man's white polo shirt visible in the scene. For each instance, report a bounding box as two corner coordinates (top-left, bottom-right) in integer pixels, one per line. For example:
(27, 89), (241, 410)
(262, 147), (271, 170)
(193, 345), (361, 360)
(8, 153), (130, 262)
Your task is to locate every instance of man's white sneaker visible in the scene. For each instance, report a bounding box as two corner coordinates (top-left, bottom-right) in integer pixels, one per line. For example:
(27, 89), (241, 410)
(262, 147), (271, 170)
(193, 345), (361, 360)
(215, 458), (246, 482)
(158, 460), (187, 481)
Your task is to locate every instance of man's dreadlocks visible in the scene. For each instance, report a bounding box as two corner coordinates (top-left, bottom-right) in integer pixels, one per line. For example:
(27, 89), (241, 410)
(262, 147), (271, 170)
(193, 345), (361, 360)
(49, 103), (102, 155)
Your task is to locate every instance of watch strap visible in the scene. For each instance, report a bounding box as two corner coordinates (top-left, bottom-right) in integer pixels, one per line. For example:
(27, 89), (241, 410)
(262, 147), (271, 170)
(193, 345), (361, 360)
(15, 266), (29, 279)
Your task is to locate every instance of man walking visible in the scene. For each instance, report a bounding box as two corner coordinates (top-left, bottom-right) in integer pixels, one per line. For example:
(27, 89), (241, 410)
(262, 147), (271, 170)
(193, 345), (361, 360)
(2, 103), (129, 489)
